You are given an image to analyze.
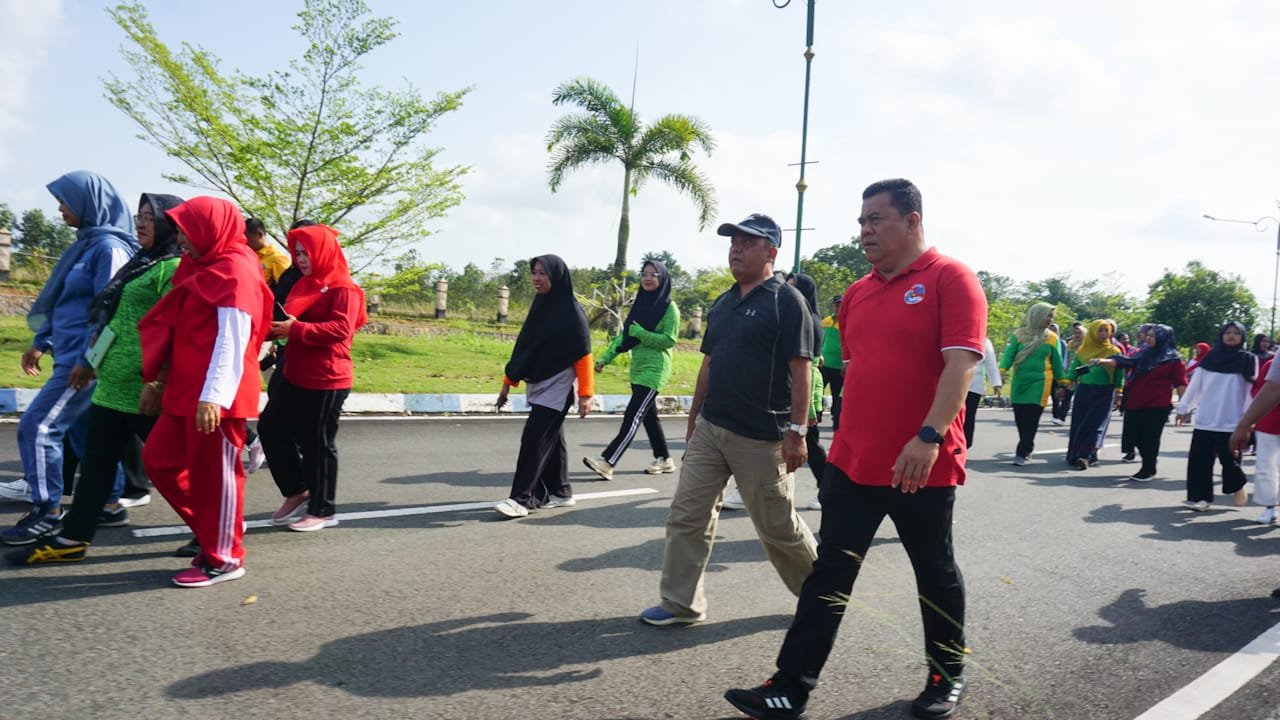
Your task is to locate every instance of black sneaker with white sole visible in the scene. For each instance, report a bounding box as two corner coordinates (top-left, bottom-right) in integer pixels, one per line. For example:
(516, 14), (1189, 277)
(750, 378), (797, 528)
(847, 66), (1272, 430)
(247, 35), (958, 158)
(99, 506), (129, 528)
(724, 673), (809, 720)
(911, 672), (965, 719)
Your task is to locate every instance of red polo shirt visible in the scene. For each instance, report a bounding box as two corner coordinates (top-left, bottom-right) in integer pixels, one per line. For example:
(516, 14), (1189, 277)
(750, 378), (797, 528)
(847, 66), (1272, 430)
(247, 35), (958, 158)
(829, 247), (987, 487)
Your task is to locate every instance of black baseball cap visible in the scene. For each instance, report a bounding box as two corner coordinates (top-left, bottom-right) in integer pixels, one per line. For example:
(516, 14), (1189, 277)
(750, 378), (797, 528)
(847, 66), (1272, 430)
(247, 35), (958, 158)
(717, 213), (782, 247)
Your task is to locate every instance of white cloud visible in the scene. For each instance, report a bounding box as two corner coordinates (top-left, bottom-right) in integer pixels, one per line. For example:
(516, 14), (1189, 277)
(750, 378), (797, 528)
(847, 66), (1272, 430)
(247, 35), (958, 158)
(0, 0), (63, 172)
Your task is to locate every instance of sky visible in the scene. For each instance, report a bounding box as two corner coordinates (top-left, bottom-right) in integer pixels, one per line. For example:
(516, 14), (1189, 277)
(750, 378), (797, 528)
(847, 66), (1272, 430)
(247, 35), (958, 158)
(2, 0), (1280, 306)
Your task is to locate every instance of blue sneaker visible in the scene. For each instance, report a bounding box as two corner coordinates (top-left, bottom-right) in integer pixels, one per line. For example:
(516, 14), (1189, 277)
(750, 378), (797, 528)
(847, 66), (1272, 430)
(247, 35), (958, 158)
(1, 508), (64, 546)
(639, 605), (705, 626)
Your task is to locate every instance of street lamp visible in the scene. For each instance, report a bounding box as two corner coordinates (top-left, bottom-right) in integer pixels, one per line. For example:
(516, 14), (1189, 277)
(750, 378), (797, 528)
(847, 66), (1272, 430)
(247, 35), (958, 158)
(773, 0), (817, 272)
(1203, 207), (1280, 336)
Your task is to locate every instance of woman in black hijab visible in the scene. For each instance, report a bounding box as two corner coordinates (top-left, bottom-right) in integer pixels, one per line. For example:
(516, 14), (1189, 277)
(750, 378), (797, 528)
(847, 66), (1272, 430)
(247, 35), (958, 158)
(583, 260), (681, 480)
(7, 193), (186, 565)
(494, 255), (595, 519)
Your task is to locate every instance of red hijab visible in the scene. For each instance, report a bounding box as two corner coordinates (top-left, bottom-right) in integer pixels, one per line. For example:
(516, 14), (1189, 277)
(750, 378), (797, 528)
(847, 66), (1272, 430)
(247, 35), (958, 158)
(284, 224), (367, 329)
(140, 197), (273, 381)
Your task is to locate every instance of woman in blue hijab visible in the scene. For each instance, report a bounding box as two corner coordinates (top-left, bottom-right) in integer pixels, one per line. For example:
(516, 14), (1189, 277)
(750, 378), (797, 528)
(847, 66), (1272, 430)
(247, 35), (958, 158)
(0, 171), (137, 546)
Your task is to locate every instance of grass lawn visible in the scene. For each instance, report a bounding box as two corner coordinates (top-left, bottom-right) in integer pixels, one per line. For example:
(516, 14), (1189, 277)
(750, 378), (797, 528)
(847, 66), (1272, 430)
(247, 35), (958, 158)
(0, 314), (704, 395)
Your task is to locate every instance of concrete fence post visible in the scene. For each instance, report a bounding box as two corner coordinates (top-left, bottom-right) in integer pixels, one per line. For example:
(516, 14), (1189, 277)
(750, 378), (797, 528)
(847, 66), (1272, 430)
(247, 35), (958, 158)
(434, 279), (448, 319)
(496, 285), (510, 323)
(0, 228), (10, 282)
(688, 306), (703, 338)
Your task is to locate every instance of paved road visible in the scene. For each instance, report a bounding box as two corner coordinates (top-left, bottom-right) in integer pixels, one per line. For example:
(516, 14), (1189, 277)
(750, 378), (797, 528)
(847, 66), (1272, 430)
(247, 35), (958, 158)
(0, 410), (1278, 720)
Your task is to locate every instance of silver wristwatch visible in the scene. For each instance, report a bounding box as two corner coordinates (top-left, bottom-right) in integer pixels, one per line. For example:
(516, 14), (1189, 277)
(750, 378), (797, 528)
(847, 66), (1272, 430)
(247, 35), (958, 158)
(787, 422), (809, 437)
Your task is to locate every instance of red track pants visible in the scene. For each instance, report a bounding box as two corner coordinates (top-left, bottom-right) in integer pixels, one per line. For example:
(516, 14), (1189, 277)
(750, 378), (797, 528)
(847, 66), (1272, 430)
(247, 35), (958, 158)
(142, 413), (247, 571)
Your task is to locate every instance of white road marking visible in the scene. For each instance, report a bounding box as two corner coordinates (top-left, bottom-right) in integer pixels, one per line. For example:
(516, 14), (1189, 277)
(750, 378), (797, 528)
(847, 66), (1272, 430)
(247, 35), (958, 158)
(1133, 620), (1280, 720)
(131, 487), (661, 538)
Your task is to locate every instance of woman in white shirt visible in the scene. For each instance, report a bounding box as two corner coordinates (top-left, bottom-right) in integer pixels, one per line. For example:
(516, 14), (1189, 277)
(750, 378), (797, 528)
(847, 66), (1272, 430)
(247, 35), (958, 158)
(1176, 321), (1257, 511)
(964, 337), (1002, 448)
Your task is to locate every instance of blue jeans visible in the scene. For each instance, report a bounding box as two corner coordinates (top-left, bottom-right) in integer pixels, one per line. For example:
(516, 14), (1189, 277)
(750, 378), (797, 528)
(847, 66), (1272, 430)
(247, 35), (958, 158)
(16, 364), (121, 512)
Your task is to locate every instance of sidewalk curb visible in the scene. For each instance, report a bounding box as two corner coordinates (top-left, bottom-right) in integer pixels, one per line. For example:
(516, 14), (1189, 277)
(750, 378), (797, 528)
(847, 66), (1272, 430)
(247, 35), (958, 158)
(0, 388), (713, 416)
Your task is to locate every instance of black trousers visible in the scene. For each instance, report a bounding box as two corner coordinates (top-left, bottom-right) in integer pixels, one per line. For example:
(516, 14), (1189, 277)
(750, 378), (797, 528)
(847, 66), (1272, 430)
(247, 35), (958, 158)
(510, 391), (573, 508)
(1051, 386), (1073, 421)
(1186, 429), (1247, 502)
(776, 466), (965, 686)
(61, 404), (157, 543)
(1120, 409), (1138, 455)
(806, 425), (826, 491)
(258, 377), (349, 518)
(820, 366), (843, 430)
(1012, 403), (1044, 458)
(1127, 407), (1172, 476)
(963, 391), (981, 449)
(602, 384), (668, 464)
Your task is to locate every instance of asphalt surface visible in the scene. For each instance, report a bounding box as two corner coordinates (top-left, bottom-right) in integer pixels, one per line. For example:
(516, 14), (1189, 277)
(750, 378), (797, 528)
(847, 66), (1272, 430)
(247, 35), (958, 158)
(0, 410), (1278, 720)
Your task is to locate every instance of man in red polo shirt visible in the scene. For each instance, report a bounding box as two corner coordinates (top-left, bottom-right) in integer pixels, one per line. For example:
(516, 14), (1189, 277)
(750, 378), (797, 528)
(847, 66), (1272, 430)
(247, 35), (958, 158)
(725, 179), (987, 720)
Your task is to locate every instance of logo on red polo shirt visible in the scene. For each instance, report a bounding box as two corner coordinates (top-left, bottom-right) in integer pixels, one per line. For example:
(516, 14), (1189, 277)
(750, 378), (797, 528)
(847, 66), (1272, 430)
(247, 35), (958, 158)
(904, 283), (926, 304)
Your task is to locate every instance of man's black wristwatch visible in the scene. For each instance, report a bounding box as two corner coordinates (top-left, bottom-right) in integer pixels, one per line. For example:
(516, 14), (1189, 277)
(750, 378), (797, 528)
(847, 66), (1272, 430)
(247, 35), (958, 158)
(917, 426), (944, 444)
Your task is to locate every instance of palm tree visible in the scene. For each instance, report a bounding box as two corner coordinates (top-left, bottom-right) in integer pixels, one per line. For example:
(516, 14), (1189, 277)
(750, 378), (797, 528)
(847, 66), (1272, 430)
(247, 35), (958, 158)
(546, 77), (717, 275)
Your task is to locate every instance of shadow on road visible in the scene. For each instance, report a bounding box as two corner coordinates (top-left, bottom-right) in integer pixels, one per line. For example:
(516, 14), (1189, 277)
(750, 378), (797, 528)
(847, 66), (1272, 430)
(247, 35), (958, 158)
(0, 566), (177, 608)
(1084, 503), (1280, 557)
(165, 611), (792, 700)
(558, 534), (899, 574)
(1074, 588), (1280, 651)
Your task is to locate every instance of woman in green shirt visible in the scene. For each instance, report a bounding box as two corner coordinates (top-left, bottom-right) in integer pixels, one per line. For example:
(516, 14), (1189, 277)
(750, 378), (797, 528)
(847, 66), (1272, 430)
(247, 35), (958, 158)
(1000, 302), (1066, 465)
(583, 260), (680, 480)
(8, 193), (185, 565)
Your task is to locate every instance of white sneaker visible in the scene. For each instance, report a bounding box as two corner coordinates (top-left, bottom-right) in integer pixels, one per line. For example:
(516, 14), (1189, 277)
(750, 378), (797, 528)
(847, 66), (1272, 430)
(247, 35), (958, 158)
(721, 490), (745, 511)
(1050, 417), (1065, 426)
(119, 493), (152, 508)
(542, 494), (576, 509)
(494, 498), (529, 518)
(246, 437), (266, 474)
(582, 456), (614, 481)
(1182, 500), (1210, 512)
(1012, 456), (1028, 467)
(806, 497), (822, 511)
(0, 479), (31, 502)
(645, 457), (676, 475)
(1257, 507), (1277, 525)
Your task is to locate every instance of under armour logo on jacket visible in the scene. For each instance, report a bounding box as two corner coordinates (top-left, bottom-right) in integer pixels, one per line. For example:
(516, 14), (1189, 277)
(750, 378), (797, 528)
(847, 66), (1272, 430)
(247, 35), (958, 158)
(744, 309), (758, 317)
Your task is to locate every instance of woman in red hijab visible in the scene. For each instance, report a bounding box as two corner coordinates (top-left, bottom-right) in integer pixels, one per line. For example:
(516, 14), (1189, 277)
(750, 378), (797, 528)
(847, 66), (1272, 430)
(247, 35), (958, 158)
(138, 197), (272, 588)
(258, 223), (366, 532)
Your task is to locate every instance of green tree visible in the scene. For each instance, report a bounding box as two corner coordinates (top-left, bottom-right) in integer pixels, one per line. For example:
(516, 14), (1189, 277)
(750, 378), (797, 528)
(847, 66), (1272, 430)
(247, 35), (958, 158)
(546, 77), (717, 275)
(0, 203), (14, 232)
(104, 0), (470, 265)
(975, 270), (1018, 305)
(1147, 261), (1259, 345)
(13, 209), (77, 271)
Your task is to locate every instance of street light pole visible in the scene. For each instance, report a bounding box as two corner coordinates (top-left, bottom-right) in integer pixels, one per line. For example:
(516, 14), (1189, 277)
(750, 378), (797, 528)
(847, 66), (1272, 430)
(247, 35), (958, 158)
(1203, 208), (1280, 336)
(774, 0), (817, 272)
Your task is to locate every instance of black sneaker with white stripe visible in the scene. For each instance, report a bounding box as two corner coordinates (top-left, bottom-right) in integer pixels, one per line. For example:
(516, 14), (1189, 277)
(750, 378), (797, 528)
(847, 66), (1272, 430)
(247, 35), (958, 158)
(724, 673), (808, 720)
(911, 672), (965, 719)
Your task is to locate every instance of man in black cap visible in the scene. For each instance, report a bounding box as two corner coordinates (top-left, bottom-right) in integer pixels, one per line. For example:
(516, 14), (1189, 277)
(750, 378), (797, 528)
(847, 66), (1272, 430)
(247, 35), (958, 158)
(639, 213), (818, 627)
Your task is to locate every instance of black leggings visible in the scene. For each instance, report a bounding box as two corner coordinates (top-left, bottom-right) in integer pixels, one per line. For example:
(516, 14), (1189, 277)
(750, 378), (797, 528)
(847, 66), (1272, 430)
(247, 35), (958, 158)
(820, 366), (844, 429)
(258, 377), (350, 518)
(1012, 403), (1044, 458)
(601, 384), (669, 464)
(806, 425), (826, 491)
(60, 405), (157, 543)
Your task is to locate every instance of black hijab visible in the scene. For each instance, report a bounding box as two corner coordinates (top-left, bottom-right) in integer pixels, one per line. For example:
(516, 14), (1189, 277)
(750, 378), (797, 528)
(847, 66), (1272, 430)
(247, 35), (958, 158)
(1197, 321), (1256, 380)
(788, 272), (824, 351)
(1114, 324), (1181, 381)
(88, 193), (185, 331)
(618, 260), (672, 353)
(505, 254), (592, 384)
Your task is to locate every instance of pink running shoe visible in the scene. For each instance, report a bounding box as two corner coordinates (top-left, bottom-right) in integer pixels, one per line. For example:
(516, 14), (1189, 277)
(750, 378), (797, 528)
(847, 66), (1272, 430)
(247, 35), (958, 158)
(270, 493), (310, 526)
(288, 514), (338, 532)
(172, 564), (246, 588)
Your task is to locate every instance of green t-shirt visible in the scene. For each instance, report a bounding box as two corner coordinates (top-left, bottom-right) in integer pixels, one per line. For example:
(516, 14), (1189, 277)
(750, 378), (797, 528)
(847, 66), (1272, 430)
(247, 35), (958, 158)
(92, 258), (180, 413)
